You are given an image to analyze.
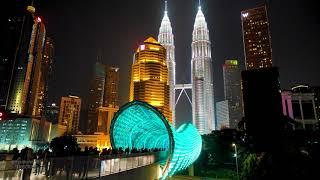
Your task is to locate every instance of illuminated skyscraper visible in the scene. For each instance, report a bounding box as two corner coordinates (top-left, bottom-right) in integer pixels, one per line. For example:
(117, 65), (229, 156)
(34, 37), (54, 116)
(241, 5), (272, 69)
(158, 1), (175, 126)
(130, 37), (172, 123)
(0, 1), (34, 109)
(87, 62), (106, 133)
(191, 3), (215, 134)
(103, 67), (119, 107)
(58, 96), (81, 134)
(7, 11), (46, 116)
(223, 60), (243, 129)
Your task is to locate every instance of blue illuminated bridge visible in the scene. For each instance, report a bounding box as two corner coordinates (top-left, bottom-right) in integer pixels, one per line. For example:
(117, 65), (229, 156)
(110, 100), (202, 179)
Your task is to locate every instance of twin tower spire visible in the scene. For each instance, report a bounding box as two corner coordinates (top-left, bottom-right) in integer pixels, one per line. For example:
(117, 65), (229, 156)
(158, 0), (215, 134)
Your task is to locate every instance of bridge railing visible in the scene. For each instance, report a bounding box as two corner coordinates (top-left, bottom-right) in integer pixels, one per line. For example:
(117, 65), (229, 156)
(0, 151), (168, 179)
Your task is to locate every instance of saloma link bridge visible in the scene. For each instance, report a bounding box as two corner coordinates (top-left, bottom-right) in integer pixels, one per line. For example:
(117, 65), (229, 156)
(110, 100), (202, 179)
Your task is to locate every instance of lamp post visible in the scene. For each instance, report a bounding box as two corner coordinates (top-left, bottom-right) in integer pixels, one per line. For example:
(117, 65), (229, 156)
(232, 143), (239, 180)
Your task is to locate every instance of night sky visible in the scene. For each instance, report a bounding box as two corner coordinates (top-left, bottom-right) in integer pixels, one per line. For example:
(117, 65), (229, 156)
(38, 0), (320, 125)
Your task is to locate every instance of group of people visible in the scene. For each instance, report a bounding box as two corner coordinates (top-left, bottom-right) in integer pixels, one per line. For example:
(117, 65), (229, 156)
(100, 147), (165, 156)
(3, 146), (165, 178)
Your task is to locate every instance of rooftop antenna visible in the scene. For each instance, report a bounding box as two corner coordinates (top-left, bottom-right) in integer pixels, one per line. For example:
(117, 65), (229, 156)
(198, 0), (201, 10)
(165, 1), (168, 14)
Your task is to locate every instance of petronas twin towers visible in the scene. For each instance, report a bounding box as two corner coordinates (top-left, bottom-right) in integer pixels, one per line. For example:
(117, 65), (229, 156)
(158, 1), (215, 134)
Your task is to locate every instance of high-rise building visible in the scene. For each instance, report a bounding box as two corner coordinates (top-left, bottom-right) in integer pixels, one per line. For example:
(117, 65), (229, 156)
(158, 1), (175, 126)
(87, 62), (106, 133)
(241, 67), (282, 151)
(223, 60), (243, 129)
(191, 3), (215, 134)
(282, 85), (318, 130)
(130, 37), (172, 123)
(216, 100), (230, 130)
(97, 106), (119, 135)
(36, 37), (54, 116)
(0, 1), (35, 109)
(45, 103), (59, 124)
(103, 67), (119, 107)
(241, 5), (272, 70)
(58, 96), (81, 134)
(7, 10), (46, 115)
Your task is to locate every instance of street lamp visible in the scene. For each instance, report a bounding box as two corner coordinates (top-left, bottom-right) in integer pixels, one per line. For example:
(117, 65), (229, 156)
(232, 143), (239, 180)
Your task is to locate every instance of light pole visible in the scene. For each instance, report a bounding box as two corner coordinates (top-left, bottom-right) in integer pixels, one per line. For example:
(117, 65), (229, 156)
(232, 143), (239, 180)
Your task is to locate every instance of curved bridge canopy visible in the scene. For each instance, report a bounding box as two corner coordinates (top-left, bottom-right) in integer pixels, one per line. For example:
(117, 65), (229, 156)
(110, 101), (202, 178)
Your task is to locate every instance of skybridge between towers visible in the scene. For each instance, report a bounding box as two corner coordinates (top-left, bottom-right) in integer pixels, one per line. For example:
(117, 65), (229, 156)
(175, 84), (192, 107)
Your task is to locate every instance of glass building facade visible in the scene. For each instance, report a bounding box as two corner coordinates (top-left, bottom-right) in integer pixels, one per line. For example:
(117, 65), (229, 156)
(87, 62), (106, 133)
(191, 5), (215, 134)
(223, 60), (243, 129)
(216, 100), (230, 130)
(0, 117), (51, 150)
(7, 12), (46, 115)
(241, 5), (273, 70)
(103, 67), (120, 108)
(130, 37), (172, 124)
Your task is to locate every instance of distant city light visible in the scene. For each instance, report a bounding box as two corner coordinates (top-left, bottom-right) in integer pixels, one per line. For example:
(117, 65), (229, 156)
(140, 45), (145, 50)
(51, 103), (56, 107)
(37, 17), (42, 23)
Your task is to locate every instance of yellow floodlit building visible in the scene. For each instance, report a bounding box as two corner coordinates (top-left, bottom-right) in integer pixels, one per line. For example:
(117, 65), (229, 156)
(130, 37), (172, 123)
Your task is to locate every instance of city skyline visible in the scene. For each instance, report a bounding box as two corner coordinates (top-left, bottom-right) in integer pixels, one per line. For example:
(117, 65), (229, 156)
(1, 1), (320, 179)
(36, 0), (320, 122)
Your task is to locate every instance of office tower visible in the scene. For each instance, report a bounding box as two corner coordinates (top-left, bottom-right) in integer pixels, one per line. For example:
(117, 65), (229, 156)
(191, 3), (215, 134)
(32, 37), (54, 116)
(130, 37), (172, 123)
(7, 8), (46, 115)
(223, 60), (243, 129)
(241, 5), (272, 70)
(0, 1), (35, 109)
(158, 1), (175, 126)
(241, 67), (282, 151)
(103, 67), (120, 107)
(45, 103), (59, 124)
(216, 100), (230, 130)
(37, 37), (54, 115)
(282, 85), (318, 130)
(96, 66), (120, 135)
(58, 96), (81, 134)
(87, 62), (106, 133)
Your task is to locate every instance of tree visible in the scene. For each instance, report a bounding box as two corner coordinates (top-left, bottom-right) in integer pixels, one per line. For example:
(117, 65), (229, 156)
(241, 153), (258, 180)
(50, 135), (79, 156)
